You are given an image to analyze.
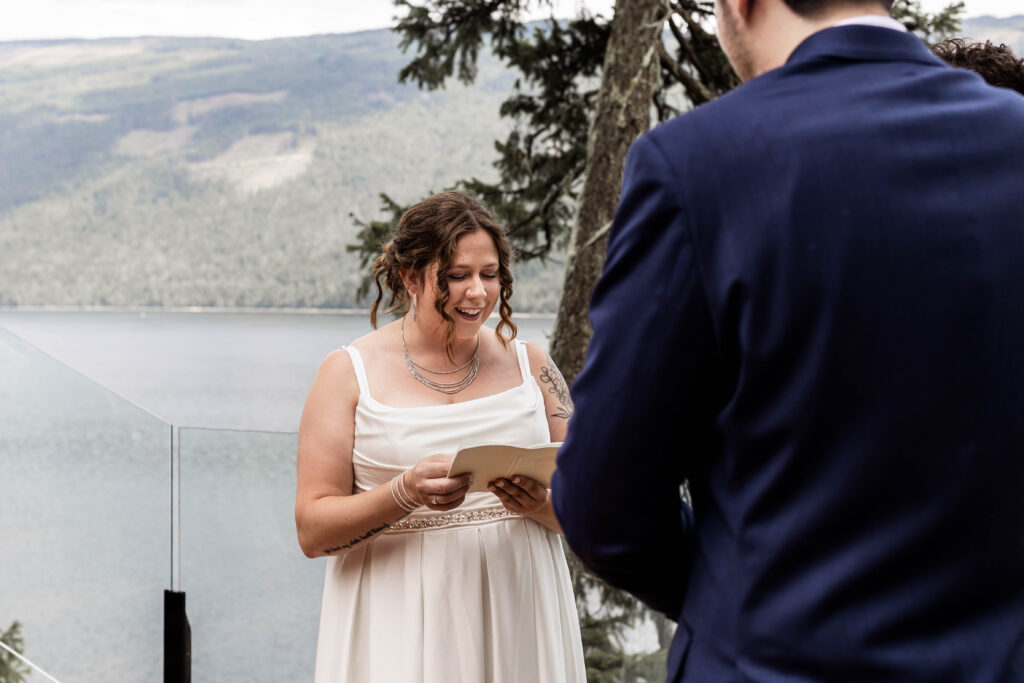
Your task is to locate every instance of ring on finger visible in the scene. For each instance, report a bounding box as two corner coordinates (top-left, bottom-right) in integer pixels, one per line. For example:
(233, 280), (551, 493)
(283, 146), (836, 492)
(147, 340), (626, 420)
(432, 494), (438, 505)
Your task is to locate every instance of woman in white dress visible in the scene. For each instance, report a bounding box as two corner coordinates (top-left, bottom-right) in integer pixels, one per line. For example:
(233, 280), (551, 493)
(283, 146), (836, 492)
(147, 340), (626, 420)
(295, 191), (586, 682)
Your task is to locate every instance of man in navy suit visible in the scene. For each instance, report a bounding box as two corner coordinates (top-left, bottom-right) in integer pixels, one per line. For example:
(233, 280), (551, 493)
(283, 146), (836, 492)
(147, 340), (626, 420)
(551, 0), (1024, 680)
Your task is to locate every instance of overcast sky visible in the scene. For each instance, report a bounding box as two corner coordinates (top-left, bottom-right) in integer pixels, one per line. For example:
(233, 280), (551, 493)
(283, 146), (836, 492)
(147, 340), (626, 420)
(2, 0), (1020, 42)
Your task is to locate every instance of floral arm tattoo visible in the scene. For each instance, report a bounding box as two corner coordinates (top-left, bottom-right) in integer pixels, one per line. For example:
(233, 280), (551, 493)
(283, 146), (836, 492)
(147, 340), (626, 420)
(539, 355), (574, 420)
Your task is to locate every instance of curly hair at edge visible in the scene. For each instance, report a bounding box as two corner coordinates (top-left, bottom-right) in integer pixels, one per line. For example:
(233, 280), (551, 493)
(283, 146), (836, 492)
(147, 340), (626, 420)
(932, 38), (1024, 96)
(368, 191), (517, 361)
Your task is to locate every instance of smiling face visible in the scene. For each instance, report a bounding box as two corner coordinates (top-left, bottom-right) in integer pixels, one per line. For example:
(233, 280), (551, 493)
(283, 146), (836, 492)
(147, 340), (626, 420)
(443, 229), (501, 330)
(409, 228), (501, 344)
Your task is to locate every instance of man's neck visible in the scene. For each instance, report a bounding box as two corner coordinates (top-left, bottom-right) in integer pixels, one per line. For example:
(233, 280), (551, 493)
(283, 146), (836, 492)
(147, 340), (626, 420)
(751, 3), (890, 77)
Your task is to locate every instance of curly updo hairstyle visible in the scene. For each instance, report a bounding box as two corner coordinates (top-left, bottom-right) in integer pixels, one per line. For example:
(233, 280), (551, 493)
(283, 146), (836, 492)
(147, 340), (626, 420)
(370, 191), (517, 359)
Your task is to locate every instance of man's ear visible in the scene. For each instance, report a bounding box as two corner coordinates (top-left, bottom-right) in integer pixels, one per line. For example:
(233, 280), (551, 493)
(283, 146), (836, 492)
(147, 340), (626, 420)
(718, 0), (754, 25)
(736, 0), (753, 23)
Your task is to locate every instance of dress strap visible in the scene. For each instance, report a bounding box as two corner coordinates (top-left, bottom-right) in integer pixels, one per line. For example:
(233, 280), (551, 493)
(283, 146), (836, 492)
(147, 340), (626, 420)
(515, 339), (532, 384)
(342, 346), (372, 396)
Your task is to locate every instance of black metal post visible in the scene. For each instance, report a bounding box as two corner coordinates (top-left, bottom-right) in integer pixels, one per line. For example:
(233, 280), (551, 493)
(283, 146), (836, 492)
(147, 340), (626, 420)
(164, 589), (191, 682)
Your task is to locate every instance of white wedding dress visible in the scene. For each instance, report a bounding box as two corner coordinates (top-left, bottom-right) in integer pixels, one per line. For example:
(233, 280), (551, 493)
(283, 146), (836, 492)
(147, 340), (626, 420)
(313, 341), (586, 682)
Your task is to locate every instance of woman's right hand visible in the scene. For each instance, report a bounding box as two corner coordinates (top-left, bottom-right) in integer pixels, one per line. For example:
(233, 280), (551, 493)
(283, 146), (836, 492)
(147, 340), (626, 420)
(404, 454), (472, 511)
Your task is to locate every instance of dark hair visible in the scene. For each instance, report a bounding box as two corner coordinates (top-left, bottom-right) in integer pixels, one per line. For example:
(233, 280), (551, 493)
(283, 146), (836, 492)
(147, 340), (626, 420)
(931, 38), (1024, 96)
(782, 0), (893, 18)
(369, 191), (517, 359)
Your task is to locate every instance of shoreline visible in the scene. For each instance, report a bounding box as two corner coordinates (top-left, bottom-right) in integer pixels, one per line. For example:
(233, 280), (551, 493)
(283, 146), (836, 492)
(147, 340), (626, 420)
(0, 304), (557, 318)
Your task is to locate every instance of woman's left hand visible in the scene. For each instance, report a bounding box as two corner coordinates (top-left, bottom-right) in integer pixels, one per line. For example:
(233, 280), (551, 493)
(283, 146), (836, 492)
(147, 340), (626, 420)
(489, 475), (549, 515)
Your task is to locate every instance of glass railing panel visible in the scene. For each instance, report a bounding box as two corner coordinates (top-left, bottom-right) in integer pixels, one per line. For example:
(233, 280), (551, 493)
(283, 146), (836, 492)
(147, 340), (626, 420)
(179, 427), (319, 681)
(0, 326), (169, 682)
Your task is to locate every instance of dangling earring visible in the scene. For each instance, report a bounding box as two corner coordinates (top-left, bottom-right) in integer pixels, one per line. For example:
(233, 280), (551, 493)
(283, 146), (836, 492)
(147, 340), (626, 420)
(411, 293), (417, 322)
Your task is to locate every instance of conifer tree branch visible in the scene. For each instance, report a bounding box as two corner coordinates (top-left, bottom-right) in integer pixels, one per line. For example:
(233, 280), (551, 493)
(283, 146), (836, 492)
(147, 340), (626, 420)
(507, 158), (586, 237)
(658, 40), (713, 106)
(665, 6), (714, 86)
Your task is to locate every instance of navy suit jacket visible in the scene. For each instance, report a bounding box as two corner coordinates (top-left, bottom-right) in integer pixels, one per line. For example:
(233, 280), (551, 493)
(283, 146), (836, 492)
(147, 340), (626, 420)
(553, 25), (1024, 682)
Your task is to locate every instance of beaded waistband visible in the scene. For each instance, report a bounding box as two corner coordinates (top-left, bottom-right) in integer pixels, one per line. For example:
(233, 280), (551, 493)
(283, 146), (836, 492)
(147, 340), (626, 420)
(384, 506), (520, 534)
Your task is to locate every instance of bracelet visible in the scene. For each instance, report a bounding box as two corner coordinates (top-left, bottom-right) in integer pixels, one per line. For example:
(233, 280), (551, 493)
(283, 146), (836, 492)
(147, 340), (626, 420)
(396, 471), (420, 509)
(390, 472), (419, 513)
(390, 476), (416, 513)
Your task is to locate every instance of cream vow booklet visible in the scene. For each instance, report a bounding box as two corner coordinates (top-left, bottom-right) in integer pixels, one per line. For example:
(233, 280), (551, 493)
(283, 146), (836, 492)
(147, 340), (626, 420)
(448, 442), (561, 493)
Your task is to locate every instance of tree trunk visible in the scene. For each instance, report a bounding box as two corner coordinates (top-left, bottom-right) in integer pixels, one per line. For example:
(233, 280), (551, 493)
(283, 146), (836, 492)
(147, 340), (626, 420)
(549, 0), (666, 383)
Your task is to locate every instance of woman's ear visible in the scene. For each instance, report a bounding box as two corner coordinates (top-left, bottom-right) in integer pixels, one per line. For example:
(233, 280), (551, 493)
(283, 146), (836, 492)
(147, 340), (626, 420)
(399, 268), (418, 296)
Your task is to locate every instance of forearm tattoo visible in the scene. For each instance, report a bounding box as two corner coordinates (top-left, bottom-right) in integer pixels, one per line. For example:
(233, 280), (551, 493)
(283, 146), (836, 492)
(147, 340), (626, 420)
(323, 523), (389, 555)
(539, 355), (574, 420)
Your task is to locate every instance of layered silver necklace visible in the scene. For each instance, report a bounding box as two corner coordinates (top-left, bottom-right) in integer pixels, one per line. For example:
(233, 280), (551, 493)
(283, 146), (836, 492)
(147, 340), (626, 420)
(401, 318), (480, 394)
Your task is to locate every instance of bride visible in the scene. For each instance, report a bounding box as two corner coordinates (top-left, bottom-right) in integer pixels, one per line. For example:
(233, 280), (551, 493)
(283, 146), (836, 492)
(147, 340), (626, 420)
(295, 191), (586, 682)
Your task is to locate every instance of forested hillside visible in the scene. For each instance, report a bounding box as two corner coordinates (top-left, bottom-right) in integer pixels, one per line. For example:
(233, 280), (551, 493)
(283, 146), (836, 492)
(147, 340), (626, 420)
(0, 31), (570, 310)
(1, 17), (1019, 311)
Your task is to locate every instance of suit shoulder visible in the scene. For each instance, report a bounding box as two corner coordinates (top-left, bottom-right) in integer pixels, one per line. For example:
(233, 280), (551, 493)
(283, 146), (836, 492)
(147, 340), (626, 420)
(642, 85), (757, 161)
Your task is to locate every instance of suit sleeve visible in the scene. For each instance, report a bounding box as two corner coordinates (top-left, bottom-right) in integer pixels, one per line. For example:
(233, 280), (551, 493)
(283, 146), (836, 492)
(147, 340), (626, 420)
(552, 133), (719, 619)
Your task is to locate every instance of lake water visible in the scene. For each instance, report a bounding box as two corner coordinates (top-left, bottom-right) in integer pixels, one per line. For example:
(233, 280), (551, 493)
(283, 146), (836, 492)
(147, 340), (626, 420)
(0, 310), (558, 682)
(0, 310), (557, 432)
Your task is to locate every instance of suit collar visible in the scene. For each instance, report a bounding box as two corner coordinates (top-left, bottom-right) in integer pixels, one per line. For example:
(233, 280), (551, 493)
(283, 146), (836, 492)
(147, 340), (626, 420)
(786, 24), (943, 68)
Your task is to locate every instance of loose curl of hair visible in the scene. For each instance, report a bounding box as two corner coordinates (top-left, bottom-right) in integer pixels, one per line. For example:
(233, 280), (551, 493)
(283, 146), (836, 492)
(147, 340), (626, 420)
(369, 191), (517, 361)
(932, 39), (1024, 96)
